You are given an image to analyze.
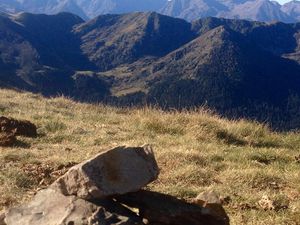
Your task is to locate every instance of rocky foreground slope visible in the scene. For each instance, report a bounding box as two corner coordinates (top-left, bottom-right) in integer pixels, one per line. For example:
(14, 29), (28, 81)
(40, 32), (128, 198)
(0, 89), (299, 224)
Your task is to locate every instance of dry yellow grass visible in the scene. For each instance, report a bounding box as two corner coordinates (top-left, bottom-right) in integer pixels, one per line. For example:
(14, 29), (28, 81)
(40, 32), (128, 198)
(0, 88), (300, 225)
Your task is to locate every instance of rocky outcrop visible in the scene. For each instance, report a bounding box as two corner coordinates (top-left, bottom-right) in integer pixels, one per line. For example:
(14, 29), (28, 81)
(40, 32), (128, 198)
(0, 117), (37, 138)
(1, 145), (230, 225)
(52, 145), (159, 199)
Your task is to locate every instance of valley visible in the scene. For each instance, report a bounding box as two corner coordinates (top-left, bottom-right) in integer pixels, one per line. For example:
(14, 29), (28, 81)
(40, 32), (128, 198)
(0, 12), (300, 128)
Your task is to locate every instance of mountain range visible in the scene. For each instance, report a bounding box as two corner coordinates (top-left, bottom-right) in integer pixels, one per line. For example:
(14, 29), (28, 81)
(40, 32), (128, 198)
(0, 11), (300, 129)
(1, 0), (300, 23)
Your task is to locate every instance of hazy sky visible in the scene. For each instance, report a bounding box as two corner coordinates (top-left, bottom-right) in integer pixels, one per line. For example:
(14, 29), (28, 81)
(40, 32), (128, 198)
(275, 0), (294, 4)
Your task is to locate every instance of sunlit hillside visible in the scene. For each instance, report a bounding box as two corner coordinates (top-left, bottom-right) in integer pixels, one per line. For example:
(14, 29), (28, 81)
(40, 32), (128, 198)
(0, 89), (299, 225)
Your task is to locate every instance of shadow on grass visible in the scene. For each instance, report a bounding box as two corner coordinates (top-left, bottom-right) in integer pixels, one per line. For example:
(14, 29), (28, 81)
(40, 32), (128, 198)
(216, 130), (280, 148)
(216, 130), (247, 146)
(13, 140), (31, 149)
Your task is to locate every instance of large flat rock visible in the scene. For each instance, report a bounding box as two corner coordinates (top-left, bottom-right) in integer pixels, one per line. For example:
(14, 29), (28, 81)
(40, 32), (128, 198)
(52, 145), (159, 199)
(1, 188), (144, 225)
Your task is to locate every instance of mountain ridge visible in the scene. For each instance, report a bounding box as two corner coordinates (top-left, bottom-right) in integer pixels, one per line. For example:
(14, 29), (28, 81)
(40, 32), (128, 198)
(1, 0), (300, 23)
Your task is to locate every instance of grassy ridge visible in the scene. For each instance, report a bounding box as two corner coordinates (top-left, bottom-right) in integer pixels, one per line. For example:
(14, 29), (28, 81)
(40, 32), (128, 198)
(0, 89), (299, 224)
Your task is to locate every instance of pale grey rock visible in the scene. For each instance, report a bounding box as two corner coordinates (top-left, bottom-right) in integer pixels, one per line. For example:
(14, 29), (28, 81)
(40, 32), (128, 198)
(3, 188), (99, 225)
(194, 190), (222, 205)
(2, 188), (144, 225)
(52, 146), (159, 199)
(1, 145), (158, 225)
(191, 190), (229, 224)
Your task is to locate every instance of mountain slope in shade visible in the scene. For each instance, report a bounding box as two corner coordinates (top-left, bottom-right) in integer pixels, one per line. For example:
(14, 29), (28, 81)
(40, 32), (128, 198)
(0, 12), (109, 98)
(74, 12), (195, 71)
(0, 12), (40, 90)
(1, 12), (300, 128)
(109, 25), (300, 109)
(13, 12), (91, 69)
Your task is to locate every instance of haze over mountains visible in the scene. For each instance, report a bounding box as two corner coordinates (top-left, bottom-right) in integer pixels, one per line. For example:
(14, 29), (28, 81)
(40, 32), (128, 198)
(1, 0), (300, 22)
(1, 11), (300, 128)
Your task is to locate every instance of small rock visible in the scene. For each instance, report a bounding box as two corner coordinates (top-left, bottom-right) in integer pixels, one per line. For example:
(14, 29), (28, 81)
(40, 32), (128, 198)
(0, 131), (16, 147)
(193, 190), (222, 205)
(52, 145), (159, 199)
(295, 155), (300, 163)
(258, 195), (275, 210)
(191, 190), (229, 224)
(0, 116), (37, 138)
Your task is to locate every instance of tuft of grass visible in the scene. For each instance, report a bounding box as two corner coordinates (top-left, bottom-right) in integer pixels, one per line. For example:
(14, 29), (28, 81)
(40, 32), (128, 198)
(250, 172), (284, 190)
(0, 106), (5, 113)
(144, 120), (185, 136)
(44, 120), (67, 133)
(216, 129), (247, 146)
(0, 88), (300, 225)
(14, 172), (36, 189)
(249, 152), (290, 165)
(3, 152), (34, 163)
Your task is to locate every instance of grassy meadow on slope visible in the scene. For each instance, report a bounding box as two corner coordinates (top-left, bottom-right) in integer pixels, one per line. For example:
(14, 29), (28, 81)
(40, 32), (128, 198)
(0, 89), (299, 225)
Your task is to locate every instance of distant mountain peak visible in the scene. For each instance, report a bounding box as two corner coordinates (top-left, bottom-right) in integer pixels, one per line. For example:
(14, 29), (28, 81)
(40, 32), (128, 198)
(282, 0), (300, 20)
(1, 0), (300, 23)
(220, 0), (295, 22)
